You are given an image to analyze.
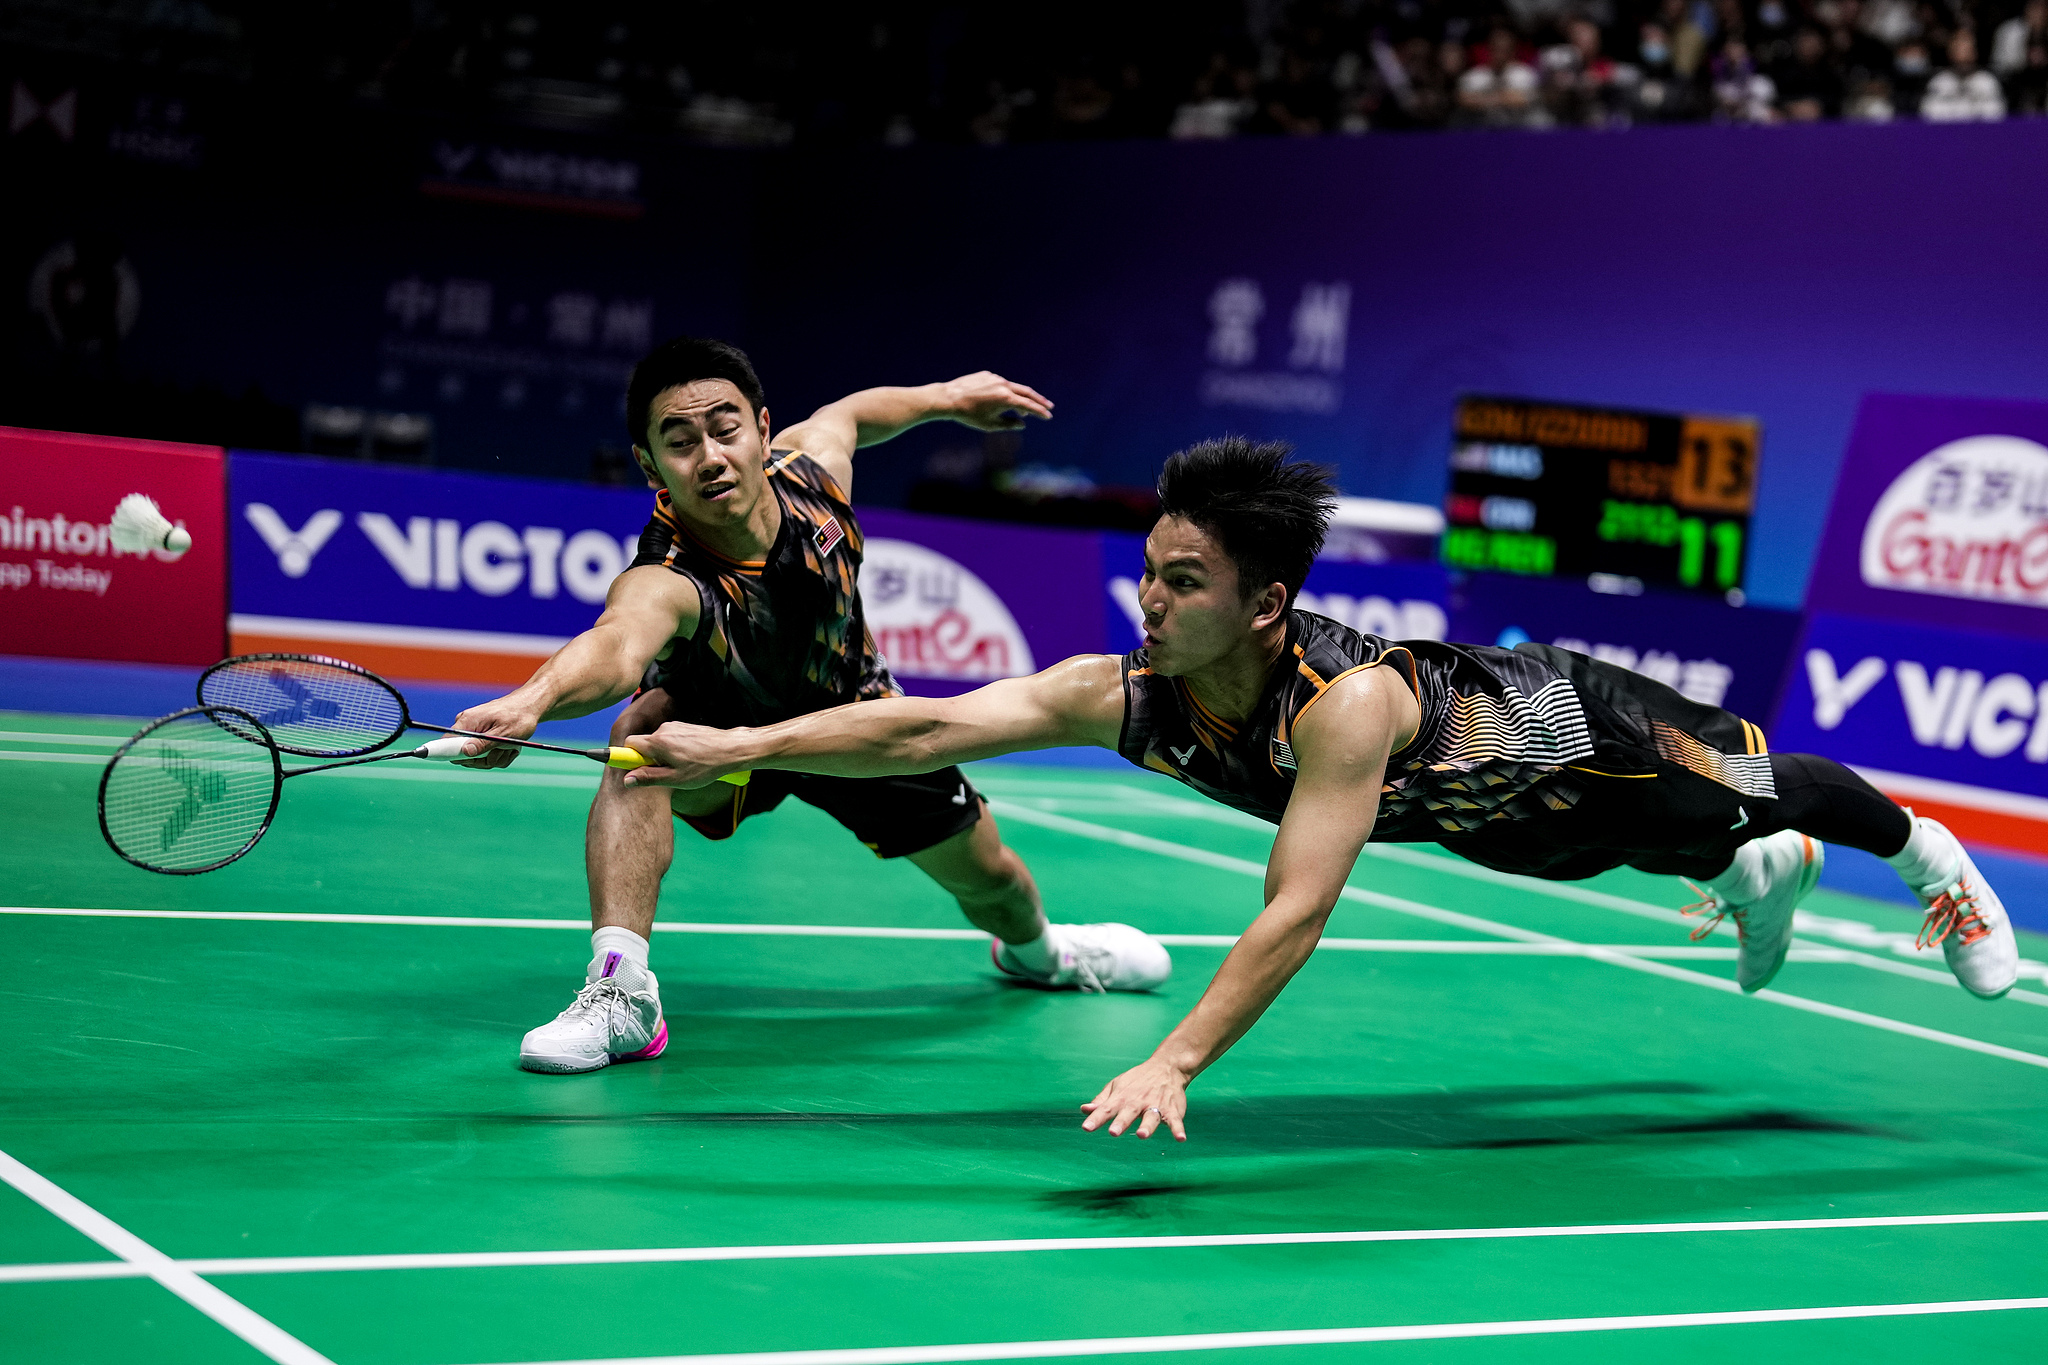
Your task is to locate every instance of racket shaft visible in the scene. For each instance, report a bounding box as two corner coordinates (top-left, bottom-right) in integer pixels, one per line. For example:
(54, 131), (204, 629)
(606, 746), (748, 786)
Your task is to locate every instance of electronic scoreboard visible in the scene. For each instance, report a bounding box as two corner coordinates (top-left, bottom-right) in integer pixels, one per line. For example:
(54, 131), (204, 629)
(1441, 395), (1760, 600)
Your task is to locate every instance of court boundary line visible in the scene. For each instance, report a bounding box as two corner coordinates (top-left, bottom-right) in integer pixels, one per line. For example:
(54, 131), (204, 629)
(2, 1209), (2044, 1284)
(0, 1147), (335, 1365)
(0, 904), (1984, 967)
(493, 1296), (2048, 1365)
(984, 803), (2048, 1068)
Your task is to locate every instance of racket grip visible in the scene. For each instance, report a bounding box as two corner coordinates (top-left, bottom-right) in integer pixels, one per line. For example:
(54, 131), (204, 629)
(606, 746), (750, 786)
(416, 736), (475, 761)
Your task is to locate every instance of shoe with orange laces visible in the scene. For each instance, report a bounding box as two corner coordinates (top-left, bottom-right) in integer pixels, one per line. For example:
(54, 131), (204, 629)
(1895, 818), (2017, 1000)
(1683, 830), (1823, 993)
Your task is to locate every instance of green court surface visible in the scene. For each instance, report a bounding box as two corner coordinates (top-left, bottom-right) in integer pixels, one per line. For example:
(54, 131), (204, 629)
(4, 708), (2047, 1365)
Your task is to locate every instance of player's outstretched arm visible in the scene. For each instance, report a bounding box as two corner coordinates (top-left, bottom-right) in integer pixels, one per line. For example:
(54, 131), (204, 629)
(623, 653), (1123, 786)
(448, 567), (701, 768)
(774, 373), (1053, 490)
(1080, 669), (1407, 1142)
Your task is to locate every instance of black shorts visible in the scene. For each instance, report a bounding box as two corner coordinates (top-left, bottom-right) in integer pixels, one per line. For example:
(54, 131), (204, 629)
(677, 767), (984, 859)
(1438, 643), (1792, 883)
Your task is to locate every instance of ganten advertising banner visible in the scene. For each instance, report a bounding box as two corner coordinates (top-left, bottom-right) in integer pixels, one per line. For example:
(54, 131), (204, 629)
(1, 426), (227, 666)
(1811, 394), (2048, 636)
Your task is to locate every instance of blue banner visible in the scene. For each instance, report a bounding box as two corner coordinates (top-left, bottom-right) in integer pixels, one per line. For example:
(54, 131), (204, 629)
(230, 452), (651, 644)
(1773, 612), (2048, 804)
(1447, 572), (1802, 726)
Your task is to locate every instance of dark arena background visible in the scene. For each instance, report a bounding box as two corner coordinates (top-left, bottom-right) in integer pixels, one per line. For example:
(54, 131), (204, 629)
(5, 2), (2048, 1361)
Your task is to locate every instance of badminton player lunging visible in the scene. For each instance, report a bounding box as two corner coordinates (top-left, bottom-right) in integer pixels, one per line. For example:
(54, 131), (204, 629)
(621, 438), (2022, 1139)
(453, 338), (1170, 1074)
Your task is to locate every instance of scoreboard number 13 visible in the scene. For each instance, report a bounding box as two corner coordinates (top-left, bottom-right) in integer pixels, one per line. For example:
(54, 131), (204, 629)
(1676, 417), (1758, 516)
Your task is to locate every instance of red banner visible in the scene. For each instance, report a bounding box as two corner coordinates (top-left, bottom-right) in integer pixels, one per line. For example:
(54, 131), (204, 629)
(0, 426), (227, 666)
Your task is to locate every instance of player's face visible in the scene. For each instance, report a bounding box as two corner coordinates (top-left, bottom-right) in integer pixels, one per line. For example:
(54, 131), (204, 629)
(1136, 516), (1271, 675)
(635, 380), (773, 530)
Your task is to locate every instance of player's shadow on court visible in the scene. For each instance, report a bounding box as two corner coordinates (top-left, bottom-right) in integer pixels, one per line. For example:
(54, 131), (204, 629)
(487, 1081), (1897, 1154)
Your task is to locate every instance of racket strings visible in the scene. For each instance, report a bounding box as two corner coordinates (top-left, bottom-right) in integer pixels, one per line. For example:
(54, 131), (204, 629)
(200, 657), (405, 756)
(102, 712), (279, 873)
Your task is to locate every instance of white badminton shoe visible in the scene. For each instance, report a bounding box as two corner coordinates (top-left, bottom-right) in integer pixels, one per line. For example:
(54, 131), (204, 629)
(519, 957), (668, 1074)
(991, 922), (1172, 993)
(1684, 830), (1823, 993)
(1897, 818), (2019, 1000)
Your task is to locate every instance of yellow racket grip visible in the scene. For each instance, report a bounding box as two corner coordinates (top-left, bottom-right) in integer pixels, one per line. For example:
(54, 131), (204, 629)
(606, 746), (750, 786)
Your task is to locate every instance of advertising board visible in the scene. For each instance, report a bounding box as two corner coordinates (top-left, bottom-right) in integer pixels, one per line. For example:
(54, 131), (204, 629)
(1447, 573), (1801, 725)
(1809, 394), (2048, 637)
(229, 452), (654, 683)
(0, 426), (226, 666)
(228, 454), (1112, 694)
(1773, 612), (2048, 854)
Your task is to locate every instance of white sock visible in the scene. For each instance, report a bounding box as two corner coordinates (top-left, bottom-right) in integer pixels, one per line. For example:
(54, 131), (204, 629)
(1883, 815), (1961, 897)
(589, 926), (653, 994)
(1002, 927), (1061, 975)
(1703, 843), (1767, 905)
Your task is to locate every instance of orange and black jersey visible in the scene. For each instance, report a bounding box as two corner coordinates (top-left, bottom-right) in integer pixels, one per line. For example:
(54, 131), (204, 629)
(1117, 611), (1777, 842)
(631, 450), (898, 726)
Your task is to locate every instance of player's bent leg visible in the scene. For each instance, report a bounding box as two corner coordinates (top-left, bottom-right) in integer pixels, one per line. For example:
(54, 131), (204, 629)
(905, 805), (1171, 994)
(519, 693), (712, 1075)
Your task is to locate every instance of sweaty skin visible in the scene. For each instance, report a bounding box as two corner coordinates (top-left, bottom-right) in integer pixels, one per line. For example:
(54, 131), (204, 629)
(622, 515), (1421, 1141)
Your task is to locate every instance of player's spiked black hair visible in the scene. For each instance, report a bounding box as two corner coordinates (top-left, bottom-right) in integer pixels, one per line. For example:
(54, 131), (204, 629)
(627, 336), (766, 447)
(1156, 437), (1338, 607)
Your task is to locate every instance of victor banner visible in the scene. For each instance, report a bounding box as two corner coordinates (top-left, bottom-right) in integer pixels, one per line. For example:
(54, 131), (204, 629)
(0, 426), (226, 666)
(228, 453), (1113, 693)
(1773, 611), (2048, 854)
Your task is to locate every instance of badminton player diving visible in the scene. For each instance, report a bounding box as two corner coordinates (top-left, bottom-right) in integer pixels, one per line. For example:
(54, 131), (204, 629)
(620, 438), (2023, 1140)
(451, 338), (1172, 1074)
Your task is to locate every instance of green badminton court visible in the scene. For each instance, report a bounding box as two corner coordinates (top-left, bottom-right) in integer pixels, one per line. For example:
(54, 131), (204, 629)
(4, 710), (2047, 1365)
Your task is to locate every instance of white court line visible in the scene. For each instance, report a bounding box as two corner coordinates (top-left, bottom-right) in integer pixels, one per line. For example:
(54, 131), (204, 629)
(3, 1210), (2044, 1284)
(0, 1147), (335, 1365)
(0, 730), (123, 745)
(0, 905), (1785, 960)
(985, 802), (2048, 1071)
(496, 1297), (2048, 1365)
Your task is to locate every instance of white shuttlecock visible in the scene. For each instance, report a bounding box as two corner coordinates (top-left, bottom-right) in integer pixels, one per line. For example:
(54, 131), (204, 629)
(110, 493), (192, 557)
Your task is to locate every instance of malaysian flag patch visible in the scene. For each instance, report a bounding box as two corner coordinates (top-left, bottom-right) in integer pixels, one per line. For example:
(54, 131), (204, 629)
(1272, 739), (1298, 771)
(812, 516), (845, 556)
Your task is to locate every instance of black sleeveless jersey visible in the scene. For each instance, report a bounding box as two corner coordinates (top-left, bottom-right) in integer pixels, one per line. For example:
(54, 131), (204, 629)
(630, 450), (899, 726)
(1117, 611), (1594, 840)
(1117, 611), (1776, 841)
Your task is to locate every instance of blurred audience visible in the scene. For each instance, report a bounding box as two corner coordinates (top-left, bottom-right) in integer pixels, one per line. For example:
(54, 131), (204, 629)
(10, 0), (2047, 146)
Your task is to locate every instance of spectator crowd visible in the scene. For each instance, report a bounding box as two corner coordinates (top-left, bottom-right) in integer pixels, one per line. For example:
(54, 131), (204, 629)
(9, 0), (2045, 147)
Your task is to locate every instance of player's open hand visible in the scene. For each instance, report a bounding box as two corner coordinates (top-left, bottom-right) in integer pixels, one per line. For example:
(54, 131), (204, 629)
(621, 721), (741, 788)
(448, 699), (539, 769)
(1080, 1057), (1190, 1141)
(942, 372), (1053, 431)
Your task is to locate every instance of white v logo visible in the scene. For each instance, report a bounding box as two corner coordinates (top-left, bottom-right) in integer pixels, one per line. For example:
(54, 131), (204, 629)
(244, 503), (343, 579)
(1169, 744), (1196, 766)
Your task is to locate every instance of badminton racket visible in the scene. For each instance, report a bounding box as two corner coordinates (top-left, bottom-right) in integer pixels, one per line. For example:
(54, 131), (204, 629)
(99, 705), (548, 874)
(195, 652), (747, 783)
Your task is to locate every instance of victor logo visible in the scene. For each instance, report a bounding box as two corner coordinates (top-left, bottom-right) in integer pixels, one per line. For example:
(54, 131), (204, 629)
(244, 504), (343, 578)
(1169, 744), (1196, 766)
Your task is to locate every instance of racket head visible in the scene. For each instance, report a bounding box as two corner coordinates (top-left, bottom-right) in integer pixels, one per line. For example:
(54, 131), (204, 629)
(197, 653), (409, 757)
(98, 707), (284, 875)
